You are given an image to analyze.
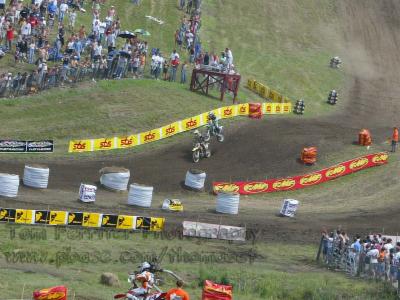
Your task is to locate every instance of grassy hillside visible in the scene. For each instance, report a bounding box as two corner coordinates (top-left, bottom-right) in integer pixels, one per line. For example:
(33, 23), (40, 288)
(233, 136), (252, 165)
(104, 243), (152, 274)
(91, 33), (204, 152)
(0, 224), (396, 300)
(201, 0), (345, 114)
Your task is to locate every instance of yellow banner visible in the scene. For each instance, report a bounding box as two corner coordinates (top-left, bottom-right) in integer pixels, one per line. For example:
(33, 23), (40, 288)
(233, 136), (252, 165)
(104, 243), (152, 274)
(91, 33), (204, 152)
(49, 211), (68, 225)
(117, 135), (138, 149)
(150, 217), (165, 231)
(68, 102), (291, 153)
(82, 212), (101, 228)
(93, 137), (116, 151)
(161, 122), (181, 138)
(15, 209), (33, 224)
(117, 215), (135, 230)
(220, 106), (237, 119)
(237, 103), (249, 116)
(140, 129), (161, 144)
(68, 139), (92, 153)
(182, 115), (201, 131)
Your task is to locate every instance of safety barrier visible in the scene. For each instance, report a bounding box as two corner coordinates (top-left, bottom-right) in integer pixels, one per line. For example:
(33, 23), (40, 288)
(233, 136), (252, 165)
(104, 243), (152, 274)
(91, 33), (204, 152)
(247, 79), (293, 105)
(68, 102), (292, 153)
(0, 207), (165, 231)
(213, 152), (388, 195)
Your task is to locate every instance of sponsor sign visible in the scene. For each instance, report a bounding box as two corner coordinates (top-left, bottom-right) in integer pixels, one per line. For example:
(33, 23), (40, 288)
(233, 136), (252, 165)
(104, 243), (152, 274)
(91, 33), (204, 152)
(0, 208), (164, 231)
(117, 135), (138, 149)
(15, 209), (34, 224)
(93, 137), (115, 151)
(140, 129), (161, 144)
(213, 153), (388, 195)
(68, 103), (290, 153)
(68, 140), (92, 152)
(0, 140), (54, 153)
(0, 208), (16, 223)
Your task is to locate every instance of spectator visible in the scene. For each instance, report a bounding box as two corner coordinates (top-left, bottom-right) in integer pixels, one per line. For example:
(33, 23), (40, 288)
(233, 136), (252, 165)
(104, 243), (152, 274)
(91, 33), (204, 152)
(180, 60), (187, 84)
(58, 1), (69, 24)
(165, 280), (190, 300)
(6, 24), (13, 50)
(391, 127), (398, 152)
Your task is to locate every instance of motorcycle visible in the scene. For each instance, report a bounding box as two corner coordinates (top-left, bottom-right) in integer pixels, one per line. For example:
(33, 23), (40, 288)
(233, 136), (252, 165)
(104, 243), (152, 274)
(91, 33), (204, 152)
(114, 264), (183, 300)
(204, 122), (224, 142)
(192, 141), (211, 163)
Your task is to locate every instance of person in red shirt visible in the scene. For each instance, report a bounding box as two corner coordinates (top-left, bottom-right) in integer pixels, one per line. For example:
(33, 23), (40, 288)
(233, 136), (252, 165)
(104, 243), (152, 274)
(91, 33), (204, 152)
(165, 280), (190, 300)
(6, 25), (13, 51)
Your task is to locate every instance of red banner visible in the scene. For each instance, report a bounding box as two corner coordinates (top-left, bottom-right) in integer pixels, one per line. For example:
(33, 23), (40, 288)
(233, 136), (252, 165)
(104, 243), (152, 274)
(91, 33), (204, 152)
(202, 280), (232, 300)
(33, 286), (67, 300)
(213, 152), (388, 195)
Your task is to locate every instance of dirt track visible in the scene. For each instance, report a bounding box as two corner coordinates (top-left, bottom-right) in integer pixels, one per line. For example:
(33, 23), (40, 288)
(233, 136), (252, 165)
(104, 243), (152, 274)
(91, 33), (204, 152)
(1, 0), (400, 242)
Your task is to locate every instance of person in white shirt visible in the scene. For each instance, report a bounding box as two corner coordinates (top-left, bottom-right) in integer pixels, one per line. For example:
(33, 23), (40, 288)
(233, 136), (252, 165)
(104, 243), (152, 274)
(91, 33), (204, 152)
(68, 10), (77, 30)
(21, 22), (31, 38)
(170, 49), (179, 61)
(59, 1), (69, 23)
(367, 245), (379, 278)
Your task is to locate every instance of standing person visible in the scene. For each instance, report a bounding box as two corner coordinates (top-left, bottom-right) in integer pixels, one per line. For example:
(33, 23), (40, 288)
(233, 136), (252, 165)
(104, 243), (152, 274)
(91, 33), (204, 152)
(179, 0), (185, 10)
(391, 127), (398, 152)
(59, 1), (69, 24)
(180, 61), (187, 84)
(165, 280), (190, 300)
(6, 25), (13, 51)
(68, 9), (77, 31)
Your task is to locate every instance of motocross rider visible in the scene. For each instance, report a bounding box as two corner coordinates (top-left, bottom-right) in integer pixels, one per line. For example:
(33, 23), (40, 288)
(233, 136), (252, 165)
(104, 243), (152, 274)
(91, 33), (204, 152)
(193, 130), (208, 153)
(208, 112), (219, 134)
(126, 262), (155, 299)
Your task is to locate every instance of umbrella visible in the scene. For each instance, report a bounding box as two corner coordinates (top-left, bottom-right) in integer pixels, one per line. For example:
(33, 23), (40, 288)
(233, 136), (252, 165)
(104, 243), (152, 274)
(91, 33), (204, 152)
(134, 29), (151, 36)
(119, 51), (131, 58)
(118, 30), (136, 39)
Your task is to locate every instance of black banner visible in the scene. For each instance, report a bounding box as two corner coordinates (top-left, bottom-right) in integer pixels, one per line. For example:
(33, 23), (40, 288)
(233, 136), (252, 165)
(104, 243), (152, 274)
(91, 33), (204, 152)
(67, 212), (83, 226)
(0, 140), (54, 153)
(0, 208), (16, 223)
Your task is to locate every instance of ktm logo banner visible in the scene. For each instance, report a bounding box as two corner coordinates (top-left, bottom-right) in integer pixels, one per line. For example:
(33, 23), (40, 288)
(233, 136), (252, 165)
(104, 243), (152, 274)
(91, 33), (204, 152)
(213, 152), (388, 195)
(68, 103), (291, 153)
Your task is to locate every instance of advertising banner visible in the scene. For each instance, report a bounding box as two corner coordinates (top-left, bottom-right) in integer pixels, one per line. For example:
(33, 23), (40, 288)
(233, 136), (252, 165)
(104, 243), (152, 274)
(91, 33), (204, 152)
(68, 140), (92, 152)
(93, 137), (116, 151)
(0, 140), (54, 153)
(140, 129), (161, 145)
(161, 122), (181, 138)
(15, 209), (34, 224)
(117, 135), (138, 149)
(82, 212), (102, 228)
(0, 208), (16, 223)
(68, 103), (291, 153)
(213, 152), (388, 195)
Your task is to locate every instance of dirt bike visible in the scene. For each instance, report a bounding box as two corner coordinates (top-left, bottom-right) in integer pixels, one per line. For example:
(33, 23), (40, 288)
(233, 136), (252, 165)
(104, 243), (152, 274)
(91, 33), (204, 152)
(114, 265), (183, 300)
(204, 122), (224, 142)
(192, 141), (211, 163)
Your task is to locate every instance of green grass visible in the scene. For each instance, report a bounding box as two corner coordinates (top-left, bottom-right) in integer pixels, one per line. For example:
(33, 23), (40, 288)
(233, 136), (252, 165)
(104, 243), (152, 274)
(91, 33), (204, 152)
(201, 0), (345, 115)
(0, 224), (396, 300)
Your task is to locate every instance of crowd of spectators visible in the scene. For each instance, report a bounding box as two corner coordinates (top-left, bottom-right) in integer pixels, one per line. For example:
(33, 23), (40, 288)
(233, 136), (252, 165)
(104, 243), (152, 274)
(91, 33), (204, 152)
(0, 0), (236, 98)
(322, 229), (400, 287)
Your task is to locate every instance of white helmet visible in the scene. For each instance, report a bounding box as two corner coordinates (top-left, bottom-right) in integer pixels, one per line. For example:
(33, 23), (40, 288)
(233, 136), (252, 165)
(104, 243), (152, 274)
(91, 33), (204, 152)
(139, 261), (151, 272)
(193, 130), (200, 136)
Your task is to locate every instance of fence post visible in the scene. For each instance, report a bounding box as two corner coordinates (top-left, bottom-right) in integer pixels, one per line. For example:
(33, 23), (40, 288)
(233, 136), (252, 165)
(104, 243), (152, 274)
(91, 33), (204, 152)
(316, 235), (324, 262)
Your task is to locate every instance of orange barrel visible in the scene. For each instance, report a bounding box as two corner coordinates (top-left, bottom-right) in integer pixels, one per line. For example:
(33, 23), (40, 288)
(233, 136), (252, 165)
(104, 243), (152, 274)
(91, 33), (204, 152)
(301, 147), (317, 164)
(249, 103), (262, 119)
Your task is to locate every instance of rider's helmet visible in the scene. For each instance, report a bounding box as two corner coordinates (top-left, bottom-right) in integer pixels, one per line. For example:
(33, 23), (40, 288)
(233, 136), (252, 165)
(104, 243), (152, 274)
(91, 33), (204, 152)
(208, 112), (216, 121)
(139, 261), (151, 272)
(193, 129), (201, 137)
